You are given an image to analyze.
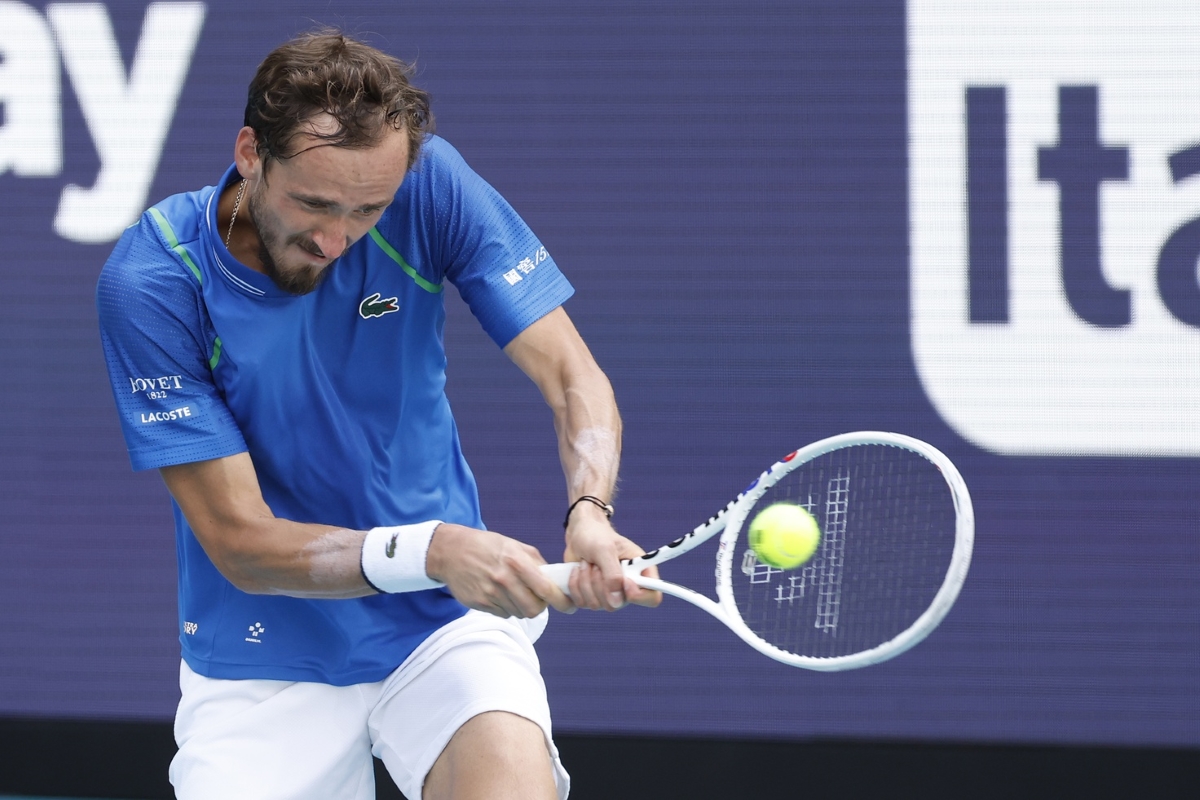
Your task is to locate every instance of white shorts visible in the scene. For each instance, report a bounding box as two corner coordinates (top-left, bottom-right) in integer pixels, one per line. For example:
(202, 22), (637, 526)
(170, 610), (568, 800)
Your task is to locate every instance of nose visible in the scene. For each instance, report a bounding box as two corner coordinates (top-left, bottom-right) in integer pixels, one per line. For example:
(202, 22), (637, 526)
(311, 223), (350, 260)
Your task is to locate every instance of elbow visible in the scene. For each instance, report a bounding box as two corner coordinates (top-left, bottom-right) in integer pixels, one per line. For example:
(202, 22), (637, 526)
(219, 565), (273, 595)
(559, 362), (617, 410)
(198, 527), (280, 595)
(209, 551), (272, 594)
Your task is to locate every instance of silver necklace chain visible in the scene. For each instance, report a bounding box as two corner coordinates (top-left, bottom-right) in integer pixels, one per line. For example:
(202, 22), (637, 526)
(225, 179), (246, 248)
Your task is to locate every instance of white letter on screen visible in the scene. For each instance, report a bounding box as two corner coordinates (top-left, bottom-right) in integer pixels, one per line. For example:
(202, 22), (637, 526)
(0, 1), (62, 177)
(47, 2), (207, 243)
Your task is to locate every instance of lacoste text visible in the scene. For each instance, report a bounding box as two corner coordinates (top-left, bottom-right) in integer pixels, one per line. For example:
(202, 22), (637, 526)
(140, 406), (193, 424)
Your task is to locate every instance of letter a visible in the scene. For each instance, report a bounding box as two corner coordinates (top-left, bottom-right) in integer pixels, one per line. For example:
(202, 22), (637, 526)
(0, 1), (61, 176)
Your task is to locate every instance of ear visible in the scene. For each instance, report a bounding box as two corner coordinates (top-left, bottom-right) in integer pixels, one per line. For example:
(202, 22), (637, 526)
(233, 127), (262, 182)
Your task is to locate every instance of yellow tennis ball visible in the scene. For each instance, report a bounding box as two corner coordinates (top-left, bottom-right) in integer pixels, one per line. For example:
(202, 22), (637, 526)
(748, 503), (820, 569)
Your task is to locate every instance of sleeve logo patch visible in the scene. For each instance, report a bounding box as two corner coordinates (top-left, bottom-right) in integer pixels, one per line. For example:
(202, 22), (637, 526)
(130, 375), (184, 400)
(359, 292), (400, 319)
(502, 245), (550, 286)
(139, 405), (194, 424)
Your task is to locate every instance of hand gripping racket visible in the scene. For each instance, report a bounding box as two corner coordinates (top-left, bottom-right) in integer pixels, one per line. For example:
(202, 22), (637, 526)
(542, 432), (974, 671)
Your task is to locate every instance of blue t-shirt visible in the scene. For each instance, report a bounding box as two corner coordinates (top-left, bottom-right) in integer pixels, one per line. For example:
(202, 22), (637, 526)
(97, 136), (574, 685)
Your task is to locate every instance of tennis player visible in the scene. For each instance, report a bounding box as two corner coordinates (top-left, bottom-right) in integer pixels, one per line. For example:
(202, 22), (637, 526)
(97, 31), (657, 800)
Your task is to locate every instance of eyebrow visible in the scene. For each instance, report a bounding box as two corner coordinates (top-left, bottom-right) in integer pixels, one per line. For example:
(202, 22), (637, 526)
(291, 193), (390, 212)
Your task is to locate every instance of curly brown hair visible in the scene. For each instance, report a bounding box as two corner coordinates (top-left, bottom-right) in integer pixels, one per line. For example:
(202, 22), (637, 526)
(244, 30), (433, 173)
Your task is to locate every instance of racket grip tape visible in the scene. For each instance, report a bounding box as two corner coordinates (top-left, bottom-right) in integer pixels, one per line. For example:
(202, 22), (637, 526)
(540, 560), (647, 595)
(540, 562), (576, 593)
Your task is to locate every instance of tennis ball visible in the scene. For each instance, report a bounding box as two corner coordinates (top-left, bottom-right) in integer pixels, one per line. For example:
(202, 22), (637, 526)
(748, 503), (820, 569)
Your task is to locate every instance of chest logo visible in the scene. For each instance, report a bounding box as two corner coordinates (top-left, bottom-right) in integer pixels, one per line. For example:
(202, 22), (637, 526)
(359, 292), (400, 319)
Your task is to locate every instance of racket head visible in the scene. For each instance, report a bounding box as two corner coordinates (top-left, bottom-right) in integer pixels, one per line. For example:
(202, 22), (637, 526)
(714, 432), (974, 671)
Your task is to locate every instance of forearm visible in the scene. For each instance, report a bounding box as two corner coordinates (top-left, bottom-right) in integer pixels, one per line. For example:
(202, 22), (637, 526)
(554, 373), (622, 505)
(160, 453), (564, 613)
(195, 502), (565, 615)
(503, 308), (623, 506)
(546, 361), (627, 569)
(504, 307), (659, 609)
(162, 455), (376, 599)
(217, 519), (373, 599)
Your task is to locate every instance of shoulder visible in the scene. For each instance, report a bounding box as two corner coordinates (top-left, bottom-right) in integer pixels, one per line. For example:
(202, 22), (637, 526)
(99, 189), (211, 295)
(377, 137), (479, 261)
(393, 135), (473, 203)
(416, 135), (471, 173)
(97, 188), (214, 327)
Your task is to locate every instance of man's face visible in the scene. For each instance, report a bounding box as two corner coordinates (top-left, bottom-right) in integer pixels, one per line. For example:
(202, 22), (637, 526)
(243, 118), (411, 295)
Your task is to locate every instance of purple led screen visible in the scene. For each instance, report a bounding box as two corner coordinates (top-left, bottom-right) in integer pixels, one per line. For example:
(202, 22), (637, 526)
(0, 0), (1197, 748)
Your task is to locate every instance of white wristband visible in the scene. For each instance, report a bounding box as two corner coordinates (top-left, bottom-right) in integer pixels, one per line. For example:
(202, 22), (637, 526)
(361, 521), (446, 593)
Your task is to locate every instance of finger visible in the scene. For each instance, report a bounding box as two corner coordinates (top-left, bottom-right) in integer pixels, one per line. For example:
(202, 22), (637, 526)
(470, 575), (542, 619)
(501, 577), (551, 619)
(482, 602), (510, 618)
(592, 550), (628, 612)
(613, 554), (660, 608)
(624, 573), (663, 608)
(570, 562), (606, 610)
(588, 561), (625, 612)
(520, 559), (577, 614)
(494, 546), (556, 618)
(607, 539), (662, 608)
(567, 562), (594, 609)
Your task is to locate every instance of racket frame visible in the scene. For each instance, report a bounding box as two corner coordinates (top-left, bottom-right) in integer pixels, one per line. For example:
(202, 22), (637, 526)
(544, 431), (974, 672)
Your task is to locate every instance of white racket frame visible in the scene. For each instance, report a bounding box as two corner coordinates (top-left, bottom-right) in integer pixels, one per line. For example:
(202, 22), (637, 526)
(544, 431), (974, 671)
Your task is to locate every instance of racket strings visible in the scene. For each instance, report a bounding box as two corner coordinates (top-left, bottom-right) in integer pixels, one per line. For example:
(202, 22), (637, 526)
(729, 444), (956, 659)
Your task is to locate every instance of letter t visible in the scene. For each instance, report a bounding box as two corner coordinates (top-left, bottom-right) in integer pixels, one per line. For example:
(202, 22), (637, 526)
(1037, 86), (1130, 327)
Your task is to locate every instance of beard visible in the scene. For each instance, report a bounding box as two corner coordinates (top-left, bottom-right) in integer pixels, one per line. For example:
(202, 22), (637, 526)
(246, 191), (333, 296)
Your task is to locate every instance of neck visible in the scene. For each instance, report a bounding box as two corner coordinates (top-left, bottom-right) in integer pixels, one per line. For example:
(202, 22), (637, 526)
(218, 179), (263, 270)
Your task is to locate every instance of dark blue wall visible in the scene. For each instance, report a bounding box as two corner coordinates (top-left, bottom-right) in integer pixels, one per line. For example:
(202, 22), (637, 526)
(0, 0), (1195, 747)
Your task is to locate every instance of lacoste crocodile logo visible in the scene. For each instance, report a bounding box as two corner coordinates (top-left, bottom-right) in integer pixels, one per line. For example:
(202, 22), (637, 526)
(385, 532), (399, 558)
(359, 292), (400, 319)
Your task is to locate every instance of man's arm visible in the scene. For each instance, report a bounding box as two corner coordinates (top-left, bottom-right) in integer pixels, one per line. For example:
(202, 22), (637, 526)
(503, 306), (661, 611)
(160, 452), (573, 616)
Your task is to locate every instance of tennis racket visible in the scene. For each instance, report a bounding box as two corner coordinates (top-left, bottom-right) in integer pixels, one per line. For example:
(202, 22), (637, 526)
(541, 431), (974, 671)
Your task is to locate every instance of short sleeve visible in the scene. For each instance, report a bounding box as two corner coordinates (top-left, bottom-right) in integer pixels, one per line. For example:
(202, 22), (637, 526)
(388, 137), (574, 348)
(96, 217), (247, 471)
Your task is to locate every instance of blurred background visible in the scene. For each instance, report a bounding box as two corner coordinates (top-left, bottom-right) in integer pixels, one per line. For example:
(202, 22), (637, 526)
(1, 0), (1197, 797)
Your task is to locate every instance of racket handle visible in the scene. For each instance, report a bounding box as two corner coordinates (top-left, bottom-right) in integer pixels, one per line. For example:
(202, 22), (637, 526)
(540, 560), (650, 595)
(540, 562), (576, 592)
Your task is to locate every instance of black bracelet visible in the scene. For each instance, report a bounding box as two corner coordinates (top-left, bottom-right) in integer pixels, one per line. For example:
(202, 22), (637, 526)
(563, 495), (614, 528)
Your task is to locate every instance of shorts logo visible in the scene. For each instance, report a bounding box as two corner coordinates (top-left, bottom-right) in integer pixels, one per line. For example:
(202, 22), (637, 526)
(245, 622), (265, 644)
(359, 292), (399, 319)
(909, 0), (1200, 455)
